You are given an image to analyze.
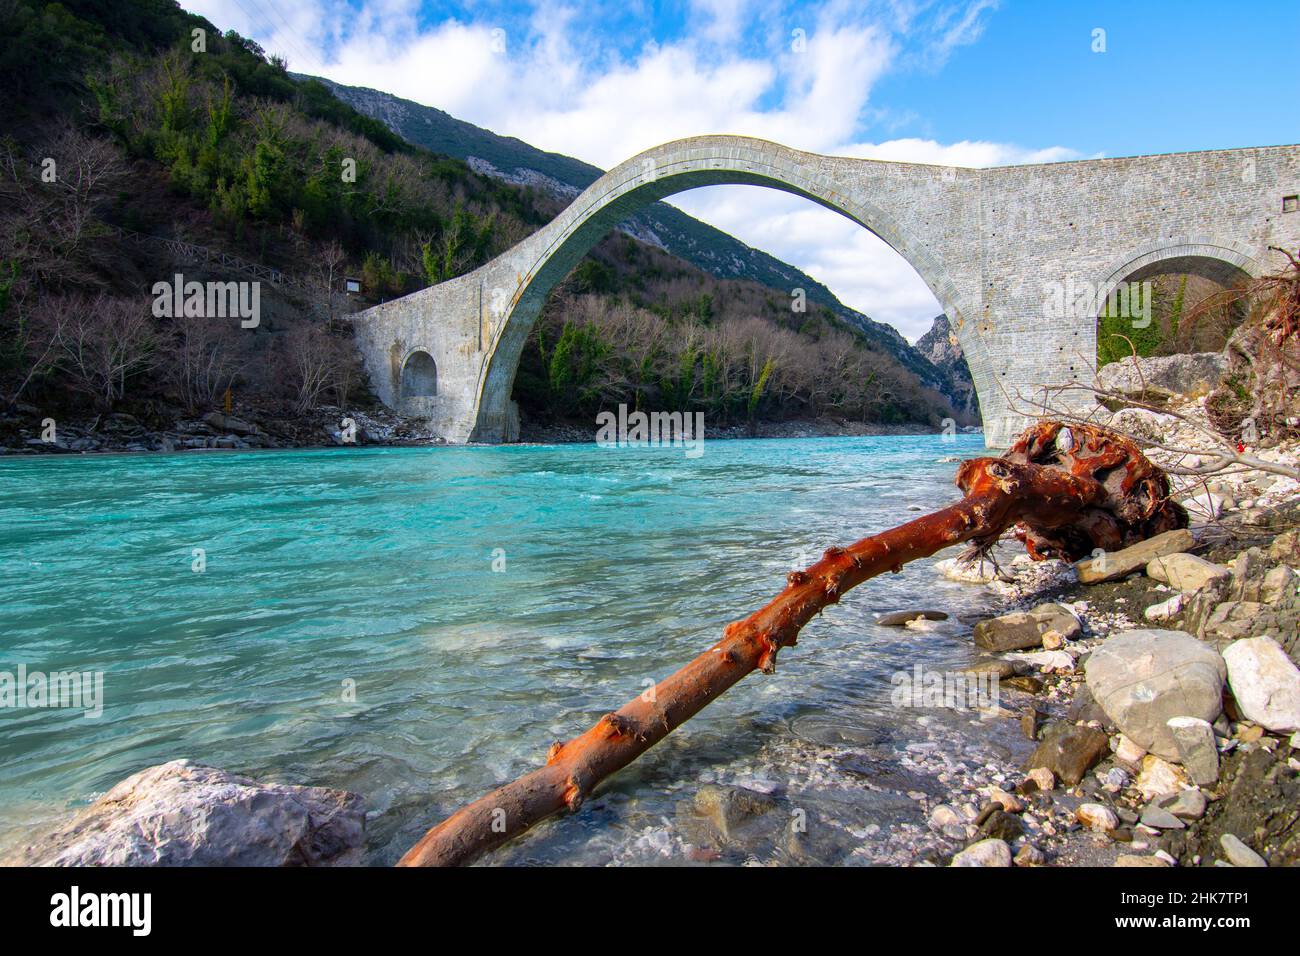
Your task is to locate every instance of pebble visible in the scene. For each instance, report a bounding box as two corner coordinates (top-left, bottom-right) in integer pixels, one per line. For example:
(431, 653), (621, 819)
(1076, 803), (1119, 832)
(1116, 854), (1170, 867)
(951, 838), (1012, 867)
(1113, 734), (1147, 764)
(1155, 789), (1208, 820)
(1220, 834), (1267, 868)
(1100, 767), (1128, 792)
(1138, 806), (1185, 830)
(930, 805), (962, 829)
(1025, 768), (1056, 792)
(1014, 843), (1046, 866)
(986, 787), (1024, 813)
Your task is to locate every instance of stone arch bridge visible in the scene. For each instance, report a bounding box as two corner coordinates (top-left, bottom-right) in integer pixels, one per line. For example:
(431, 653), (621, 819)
(351, 136), (1300, 447)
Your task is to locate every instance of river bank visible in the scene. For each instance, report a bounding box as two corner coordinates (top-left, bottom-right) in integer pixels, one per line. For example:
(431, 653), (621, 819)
(0, 400), (960, 455)
(907, 403), (1300, 867)
(0, 401), (447, 455)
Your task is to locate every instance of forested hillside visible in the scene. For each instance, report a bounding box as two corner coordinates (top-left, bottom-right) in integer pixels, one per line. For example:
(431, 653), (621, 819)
(0, 0), (964, 449)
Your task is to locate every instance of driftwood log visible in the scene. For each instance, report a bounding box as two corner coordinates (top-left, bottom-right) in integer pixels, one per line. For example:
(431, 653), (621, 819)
(399, 421), (1187, 866)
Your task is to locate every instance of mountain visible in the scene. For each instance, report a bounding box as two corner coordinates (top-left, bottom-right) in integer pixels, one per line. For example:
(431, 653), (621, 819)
(915, 314), (978, 419)
(305, 77), (975, 416)
(0, 0), (972, 441)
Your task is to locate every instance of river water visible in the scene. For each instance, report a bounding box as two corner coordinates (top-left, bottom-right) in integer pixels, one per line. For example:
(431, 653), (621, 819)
(0, 434), (1035, 865)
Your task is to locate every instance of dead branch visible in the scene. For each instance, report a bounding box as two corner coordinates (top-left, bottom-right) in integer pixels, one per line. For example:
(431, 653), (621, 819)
(398, 421), (1185, 867)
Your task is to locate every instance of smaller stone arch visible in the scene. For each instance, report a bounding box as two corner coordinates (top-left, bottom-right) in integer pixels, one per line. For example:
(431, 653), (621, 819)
(1095, 238), (1260, 306)
(400, 349), (438, 399)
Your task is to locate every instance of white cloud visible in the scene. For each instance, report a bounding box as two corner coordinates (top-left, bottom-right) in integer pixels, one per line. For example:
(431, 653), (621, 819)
(181, 0), (1074, 341)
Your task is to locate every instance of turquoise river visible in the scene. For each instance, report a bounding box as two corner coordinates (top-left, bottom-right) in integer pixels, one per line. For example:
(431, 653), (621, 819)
(0, 434), (1036, 865)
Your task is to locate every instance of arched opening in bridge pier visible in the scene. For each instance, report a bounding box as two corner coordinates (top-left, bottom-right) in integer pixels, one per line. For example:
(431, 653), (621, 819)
(1095, 250), (1253, 369)
(506, 186), (974, 438)
(400, 350), (438, 399)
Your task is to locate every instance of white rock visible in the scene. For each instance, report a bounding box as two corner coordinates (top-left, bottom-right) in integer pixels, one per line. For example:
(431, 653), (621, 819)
(1220, 834), (1267, 868)
(1222, 637), (1300, 733)
(1146, 554), (1231, 592)
(0, 760), (365, 866)
(1004, 649), (1075, 673)
(934, 556), (1001, 584)
(1181, 490), (1225, 522)
(951, 838), (1012, 867)
(1085, 629), (1226, 758)
(1144, 593), (1186, 622)
(1113, 733), (1148, 763)
(1135, 755), (1190, 800)
(930, 805), (962, 830)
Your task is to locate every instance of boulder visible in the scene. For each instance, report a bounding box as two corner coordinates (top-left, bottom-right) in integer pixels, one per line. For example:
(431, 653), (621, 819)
(1084, 628), (1226, 758)
(1146, 554), (1231, 592)
(1261, 566), (1298, 605)
(1075, 529), (1196, 585)
(973, 603), (1081, 652)
(1097, 352), (1228, 399)
(202, 411), (258, 436)
(1221, 637), (1300, 733)
(961, 657), (1028, 680)
(951, 838), (1012, 867)
(1201, 601), (1269, 645)
(2, 760), (364, 866)
(1023, 723), (1110, 786)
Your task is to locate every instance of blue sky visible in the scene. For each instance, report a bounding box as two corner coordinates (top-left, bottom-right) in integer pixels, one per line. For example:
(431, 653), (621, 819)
(185, 1), (1300, 338)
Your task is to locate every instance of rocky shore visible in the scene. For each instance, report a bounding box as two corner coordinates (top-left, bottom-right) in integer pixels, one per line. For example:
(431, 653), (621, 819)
(1, 401), (967, 455)
(918, 379), (1300, 867)
(0, 402), (446, 454)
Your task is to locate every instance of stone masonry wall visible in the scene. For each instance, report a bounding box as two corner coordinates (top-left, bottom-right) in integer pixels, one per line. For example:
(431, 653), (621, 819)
(351, 137), (1300, 447)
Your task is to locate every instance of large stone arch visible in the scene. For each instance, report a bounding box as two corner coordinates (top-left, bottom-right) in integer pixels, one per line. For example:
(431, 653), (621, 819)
(467, 136), (977, 442)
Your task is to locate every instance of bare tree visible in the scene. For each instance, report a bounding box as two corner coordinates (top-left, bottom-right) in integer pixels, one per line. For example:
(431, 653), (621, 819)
(34, 292), (159, 410)
(166, 313), (243, 414)
(283, 323), (359, 414)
